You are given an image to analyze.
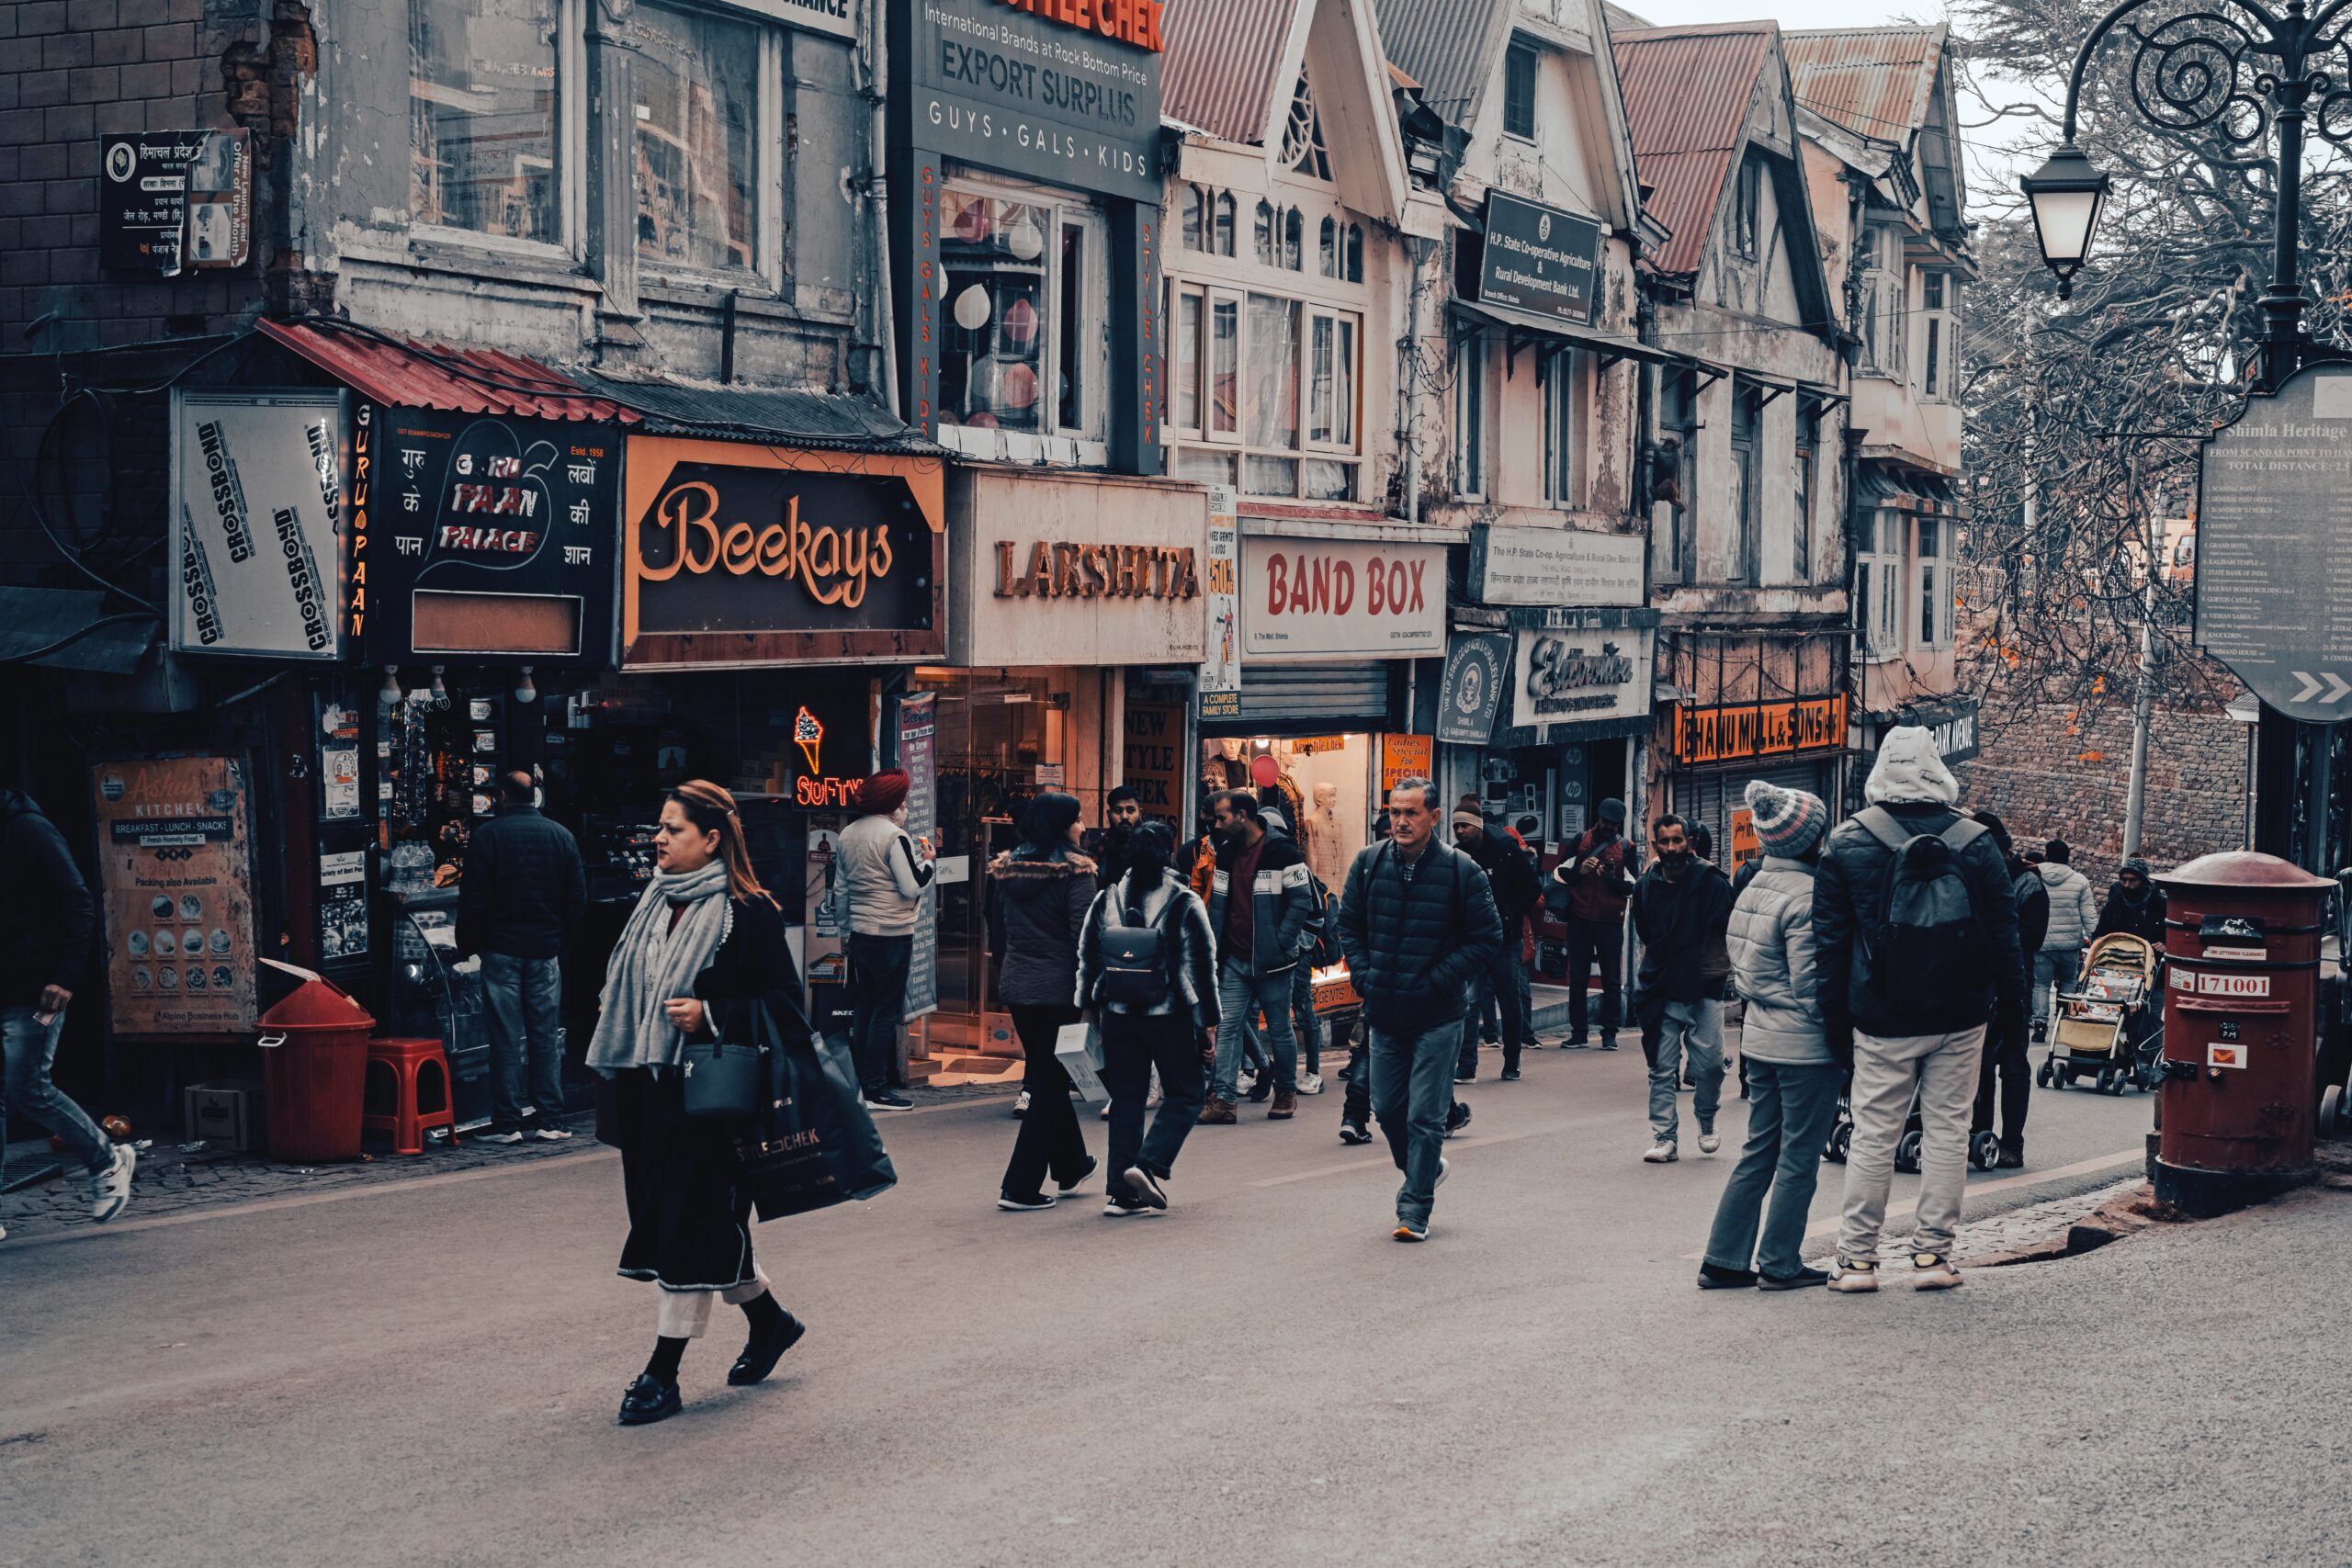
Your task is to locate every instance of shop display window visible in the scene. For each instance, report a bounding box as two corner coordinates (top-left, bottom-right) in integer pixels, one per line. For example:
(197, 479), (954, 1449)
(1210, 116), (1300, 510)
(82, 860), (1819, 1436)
(1199, 733), (1373, 891)
(629, 4), (760, 274)
(940, 180), (1110, 446)
(409, 0), (563, 244)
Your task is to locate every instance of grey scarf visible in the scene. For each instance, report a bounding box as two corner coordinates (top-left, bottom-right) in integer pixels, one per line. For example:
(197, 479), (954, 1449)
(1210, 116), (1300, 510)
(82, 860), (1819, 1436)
(586, 860), (734, 1077)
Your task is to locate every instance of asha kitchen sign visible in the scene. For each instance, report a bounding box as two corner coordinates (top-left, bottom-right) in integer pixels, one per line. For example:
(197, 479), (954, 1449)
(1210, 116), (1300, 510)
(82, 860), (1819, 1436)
(1240, 536), (1445, 661)
(623, 436), (947, 667)
(170, 389), (345, 660)
(1673, 695), (1849, 765)
(353, 404), (622, 664)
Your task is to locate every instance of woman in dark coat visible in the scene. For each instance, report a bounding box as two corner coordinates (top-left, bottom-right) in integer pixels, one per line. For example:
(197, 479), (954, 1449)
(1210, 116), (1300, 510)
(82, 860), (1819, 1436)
(588, 779), (815, 1427)
(989, 791), (1100, 1209)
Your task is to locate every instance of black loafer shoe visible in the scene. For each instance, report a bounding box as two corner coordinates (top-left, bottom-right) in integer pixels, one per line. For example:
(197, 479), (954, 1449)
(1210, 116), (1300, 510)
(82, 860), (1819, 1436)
(728, 1314), (807, 1387)
(1697, 1263), (1758, 1290)
(618, 1373), (682, 1426)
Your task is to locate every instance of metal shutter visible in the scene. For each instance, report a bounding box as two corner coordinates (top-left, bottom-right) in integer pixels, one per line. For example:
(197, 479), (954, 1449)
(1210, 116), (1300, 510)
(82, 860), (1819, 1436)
(1232, 663), (1393, 728)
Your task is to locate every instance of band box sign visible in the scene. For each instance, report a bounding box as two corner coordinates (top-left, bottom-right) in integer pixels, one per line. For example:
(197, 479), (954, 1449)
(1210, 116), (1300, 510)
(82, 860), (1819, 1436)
(1241, 536), (1445, 661)
(1673, 695), (1849, 765)
(352, 404), (622, 664)
(624, 437), (946, 667)
(170, 389), (346, 660)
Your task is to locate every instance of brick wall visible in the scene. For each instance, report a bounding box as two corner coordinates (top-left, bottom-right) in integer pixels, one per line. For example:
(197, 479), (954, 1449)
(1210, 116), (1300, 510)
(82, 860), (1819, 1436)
(1956, 675), (2251, 894)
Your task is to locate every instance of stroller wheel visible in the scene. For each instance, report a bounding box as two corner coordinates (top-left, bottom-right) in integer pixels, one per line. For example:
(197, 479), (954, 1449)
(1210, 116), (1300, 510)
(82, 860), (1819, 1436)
(1970, 1131), (2003, 1172)
(1825, 1121), (1851, 1165)
(2036, 1060), (2053, 1089)
(1894, 1128), (1923, 1174)
(2321, 1083), (2344, 1141)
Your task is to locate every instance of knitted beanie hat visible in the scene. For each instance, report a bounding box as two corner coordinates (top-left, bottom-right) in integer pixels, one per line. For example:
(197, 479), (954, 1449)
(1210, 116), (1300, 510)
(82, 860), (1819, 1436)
(1745, 778), (1828, 859)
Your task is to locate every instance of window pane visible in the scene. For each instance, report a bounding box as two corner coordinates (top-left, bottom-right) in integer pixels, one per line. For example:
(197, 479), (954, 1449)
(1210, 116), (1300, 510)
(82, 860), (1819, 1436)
(1283, 209), (1303, 271)
(1924, 316), (1942, 397)
(632, 6), (758, 272)
(1921, 563), (1937, 645)
(1254, 201), (1274, 265)
(1319, 216), (1336, 278)
(1334, 320), (1355, 446)
(1505, 44), (1537, 138)
(1181, 186), (1202, 250)
(1303, 458), (1353, 501)
(1211, 298), (1238, 434)
(1245, 456), (1298, 495)
(410, 0), (560, 242)
(1215, 194), (1235, 256)
(1919, 516), (1939, 557)
(1057, 220), (1086, 433)
(1173, 446), (1237, 486)
(1245, 294), (1300, 451)
(1174, 291), (1202, 431)
(1346, 223), (1363, 282)
(1455, 335), (1484, 494)
(1308, 315), (1335, 444)
(939, 192), (1048, 432)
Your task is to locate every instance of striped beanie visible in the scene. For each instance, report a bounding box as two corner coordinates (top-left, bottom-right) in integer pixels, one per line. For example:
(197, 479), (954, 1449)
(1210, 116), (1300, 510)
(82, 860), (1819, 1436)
(1745, 778), (1828, 859)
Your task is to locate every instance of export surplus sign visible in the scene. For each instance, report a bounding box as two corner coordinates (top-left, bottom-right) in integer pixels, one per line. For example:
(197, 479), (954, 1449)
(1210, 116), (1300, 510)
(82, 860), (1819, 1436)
(1673, 695), (1849, 765)
(1508, 611), (1655, 733)
(1475, 192), (1603, 328)
(90, 756), (257, 1037)
(354, 404), (622, 665)
(170, 389), (345, 660)
(1240, 536), (1445, 661)
(623, 436), (946, 667)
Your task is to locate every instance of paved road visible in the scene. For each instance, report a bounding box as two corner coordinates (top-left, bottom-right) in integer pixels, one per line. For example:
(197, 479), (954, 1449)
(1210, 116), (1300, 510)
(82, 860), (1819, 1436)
(4, 1044), (2345, 1568)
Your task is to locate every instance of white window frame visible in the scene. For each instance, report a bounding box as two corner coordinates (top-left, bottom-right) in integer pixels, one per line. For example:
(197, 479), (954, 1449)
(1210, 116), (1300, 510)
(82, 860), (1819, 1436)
(1915, 512), (1954, 651)
(407, 0), (587, 263)
(1657, 366), (1697, 585)
(1163, 283), (1363, 501)
(1920, 271), (1954, 402)
(1734, 155), (1761, 259)
(1861, 222), (1905, 378)
(1727, 378), (1759, 584)
(1454, 330), (1488, 501)
(1857, 506), (1902, 660)
(1543, 346), (1579, 506)
(1792, 408), (1816, 586)
(936, 175), (1113, 463)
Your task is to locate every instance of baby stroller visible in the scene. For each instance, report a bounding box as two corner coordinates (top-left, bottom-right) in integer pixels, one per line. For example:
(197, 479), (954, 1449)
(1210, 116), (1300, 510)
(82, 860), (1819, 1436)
(1822, 1078), (2003, 1172)
(2037, 931), (2164, 1095)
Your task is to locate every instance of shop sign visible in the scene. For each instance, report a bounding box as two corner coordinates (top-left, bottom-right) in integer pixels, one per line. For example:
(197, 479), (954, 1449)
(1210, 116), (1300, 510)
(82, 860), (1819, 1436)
(354, 404), (621, 664)
(1381, 734), (1434, 798)
(1730, 807), (1761, 869)
(1467, 525), (1643, 608)
(1241, 536), (1446, 661)
(1121, 699), (1186, 826)
(1509, 616), (1655, 732)
(1674, 695), (1850, 765)
(768, 0), (854, 39)
(993, 539), (1198, 601)
(623, 437), (945, 667)
(1474, 191), (1603, 328)
(170, 389), (345, 660)
(89, 756), (256, 1037)
(899, 692), (941, 1021)
(1201, 485), (1241, 717)
(101, 129), (249, 274)
(953, 469), (1206, 664)
(1866, 694), (1980, 764)
(897, 0), (1165, 202)
(1437, 632), (1511, 746)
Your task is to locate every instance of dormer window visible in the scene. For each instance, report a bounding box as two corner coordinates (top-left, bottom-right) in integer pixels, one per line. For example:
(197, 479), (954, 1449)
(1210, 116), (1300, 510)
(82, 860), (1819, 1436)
(1283, 73), (1333, 181)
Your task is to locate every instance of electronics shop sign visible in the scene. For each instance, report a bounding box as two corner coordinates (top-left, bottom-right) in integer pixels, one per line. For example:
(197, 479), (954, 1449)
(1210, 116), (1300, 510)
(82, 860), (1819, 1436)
(901, 0), (1165, 199)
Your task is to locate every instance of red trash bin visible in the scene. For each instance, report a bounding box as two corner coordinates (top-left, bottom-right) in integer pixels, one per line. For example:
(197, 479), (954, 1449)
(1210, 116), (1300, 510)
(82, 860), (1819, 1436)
(258, 975), (375, 1163)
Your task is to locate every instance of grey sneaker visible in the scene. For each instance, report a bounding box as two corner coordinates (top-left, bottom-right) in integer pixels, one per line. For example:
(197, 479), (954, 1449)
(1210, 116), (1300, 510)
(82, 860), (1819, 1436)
(1827, 1258), (1881, 1292)
(1697, 1130), (1721, 1155)
(532, 1125), (574, 1143)
(1910, 1251), (1964, 1290)
(91, 1140), (136, 1223)
(478, 1129), (526, 1145)
(1642, 1138), (1678, 1164)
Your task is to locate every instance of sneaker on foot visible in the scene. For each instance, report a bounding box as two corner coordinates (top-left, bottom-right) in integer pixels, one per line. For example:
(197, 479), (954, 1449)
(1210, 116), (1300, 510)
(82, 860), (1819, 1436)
(1697, 1262), (1758, 1289)
(1827, 1258), (1881, 1292)
(1445, 1102), (1472, 1138)
(996, 1191), (1057, 1211)
(1996, 1146), (2025, 1169)
(1698, 1130), (1721, 1155)
(1269, 1089), (1296, 1119)
(1453, 1068), (1476, 1084)
(1102, 1195), (1159, 1218)
(1642, 1138), (1678, 1164)
(1566, 1033), (1589, 1047)
(478, 1129), (526, 1145)
(1436, 1156), (1450, 1188)
(1758, 1267), (1831, 1292)
(1499, 1066), (1521, 1081)
(865, 1089), (915, 1111)
(1393, 1218), (1430, 1242)
(1123, 1165), (1169, 1210)
(1299, 1073), (1324, 1095)
(1910, 1251), (1964, 1290)
(1099, 1100), (1112, 1120)
(1057, 1156), (1099, 1195)
(90, 1141), (136, 1222)
(1012, 1090), (1031, 1119)
(1600, 1037), (1620, 1051)
(1236, 1069), (1259, 1097)
(1196, 1099), (1237, 1125)
(1339, 1119), (1374, 1145)
(532, 1124), (574, 1142)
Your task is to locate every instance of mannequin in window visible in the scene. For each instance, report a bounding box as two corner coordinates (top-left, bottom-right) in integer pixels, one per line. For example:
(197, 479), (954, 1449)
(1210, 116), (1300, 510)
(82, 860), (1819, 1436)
(1303, 780), (1347, 887)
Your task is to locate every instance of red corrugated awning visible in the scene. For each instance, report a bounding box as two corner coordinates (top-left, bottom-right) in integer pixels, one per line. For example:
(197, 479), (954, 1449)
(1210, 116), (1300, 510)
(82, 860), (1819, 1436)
(255, 319), (633, 423)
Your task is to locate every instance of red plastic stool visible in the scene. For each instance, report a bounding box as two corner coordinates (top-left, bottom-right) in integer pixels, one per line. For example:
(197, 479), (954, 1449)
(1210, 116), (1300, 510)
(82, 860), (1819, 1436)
(362, 1037), (457, 1156)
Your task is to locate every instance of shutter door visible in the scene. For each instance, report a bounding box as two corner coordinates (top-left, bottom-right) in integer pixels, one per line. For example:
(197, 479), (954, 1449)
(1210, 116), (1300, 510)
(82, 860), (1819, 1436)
(1233, 663), (1393, 728)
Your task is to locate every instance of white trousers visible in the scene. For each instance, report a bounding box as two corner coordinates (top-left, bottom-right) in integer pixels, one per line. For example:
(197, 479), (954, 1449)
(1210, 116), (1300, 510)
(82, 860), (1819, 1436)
(655, 1261), (771, 1339)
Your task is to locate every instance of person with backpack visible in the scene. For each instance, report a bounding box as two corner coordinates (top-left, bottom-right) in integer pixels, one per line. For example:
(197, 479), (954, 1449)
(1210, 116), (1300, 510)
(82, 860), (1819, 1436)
(989, 792), (1101, 1212)
(1548, 799), (1636, 1051)
(1699, 781), (1836, 1290)
(1077, 820), (1219, 1217)
(1814, 727), (2026, 1292)
(1631, 815), (1736, 1162)
(1451, 800), (1541, 1081)
(1336, 776), (1504, 1242)
(2031, 837), (2099, 1032)
(1201, 790), (1317, 1123)
(1970, 811), (2048, 1169)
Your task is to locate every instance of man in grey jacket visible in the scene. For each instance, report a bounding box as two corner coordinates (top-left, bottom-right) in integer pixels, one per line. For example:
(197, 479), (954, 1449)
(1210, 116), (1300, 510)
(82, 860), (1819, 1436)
(838, 770), (934, 1111)
(1700, 781), (1838, 1290)
(2032, 839), (2099, 1033)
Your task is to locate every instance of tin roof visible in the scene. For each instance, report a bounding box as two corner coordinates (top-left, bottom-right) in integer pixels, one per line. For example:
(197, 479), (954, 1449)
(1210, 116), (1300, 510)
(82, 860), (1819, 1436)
(1373, 0), (1516, 125)
(1162, 0), (1296, 145)
(1611, 25), (1775, 278)
(566, 370), (932, 452)
(1781, 26), (1944, 149)
(256, 319), (628, 423)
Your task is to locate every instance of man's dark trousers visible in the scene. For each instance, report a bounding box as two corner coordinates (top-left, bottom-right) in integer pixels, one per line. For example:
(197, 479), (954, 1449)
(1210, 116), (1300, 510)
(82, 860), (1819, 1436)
(847, 931), (913, 1094)
(1972, 1018), (2032, 1154)
(1564, 917), (1623, 1043)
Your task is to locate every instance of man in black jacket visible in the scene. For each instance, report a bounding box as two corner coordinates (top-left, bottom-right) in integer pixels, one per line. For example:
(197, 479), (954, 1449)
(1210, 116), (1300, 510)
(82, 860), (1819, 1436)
(1815, 728), (2026, 1292)
(1451, 801), (1539, 1081)
(2094, 857), (2169, 945)
(1971, 811), (2047, 1168)
(2, 788), (133, 1225)
(1337, 777), (1503, 1242)
(458, 771), (587, 1143)
(1630, 815), (1735, 1163)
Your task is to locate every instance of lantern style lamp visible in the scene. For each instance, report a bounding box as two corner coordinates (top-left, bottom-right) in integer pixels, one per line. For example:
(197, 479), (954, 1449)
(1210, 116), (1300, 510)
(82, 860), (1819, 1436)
(2021, 142), (2110, 299)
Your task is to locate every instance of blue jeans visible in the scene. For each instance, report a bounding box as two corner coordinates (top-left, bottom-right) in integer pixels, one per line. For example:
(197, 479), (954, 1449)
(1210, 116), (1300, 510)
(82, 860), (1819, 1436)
(1456, 942), (1527, 1076)
(481, 953), (565, 1132)
(2, 1004), (107, 1183)
(1703, 1057), (1842, 1279)
(1213, 964), (1296, 1101)
(1293, 962), (1324, 1076)
(1648, 998), (1724, 1142)
(1369, 1019), (1459, 1226)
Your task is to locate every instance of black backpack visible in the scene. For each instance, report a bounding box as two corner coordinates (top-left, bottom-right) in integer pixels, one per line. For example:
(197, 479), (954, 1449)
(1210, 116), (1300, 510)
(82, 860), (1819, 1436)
(1098, 881), (1181, 1007)
(1857, 807), (1989, 1010)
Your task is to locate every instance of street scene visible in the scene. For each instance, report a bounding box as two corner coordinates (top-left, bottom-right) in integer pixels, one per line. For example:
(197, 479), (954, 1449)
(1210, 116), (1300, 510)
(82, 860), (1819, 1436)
(5, 0), (2352, 1561)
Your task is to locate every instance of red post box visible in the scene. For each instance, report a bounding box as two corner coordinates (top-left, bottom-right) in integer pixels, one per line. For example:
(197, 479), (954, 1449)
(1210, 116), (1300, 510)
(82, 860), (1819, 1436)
(2154, 851), (2326, 1216)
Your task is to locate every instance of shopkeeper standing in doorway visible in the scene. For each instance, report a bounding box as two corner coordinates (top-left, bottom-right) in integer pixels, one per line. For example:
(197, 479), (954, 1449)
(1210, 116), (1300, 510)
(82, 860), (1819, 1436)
(840, 770), (933, 1111)
(458, 770), (587, 1144)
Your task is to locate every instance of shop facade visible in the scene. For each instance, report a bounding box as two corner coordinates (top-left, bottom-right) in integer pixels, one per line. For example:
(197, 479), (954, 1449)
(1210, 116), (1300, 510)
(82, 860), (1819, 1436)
(1654, 631), (1854, 874)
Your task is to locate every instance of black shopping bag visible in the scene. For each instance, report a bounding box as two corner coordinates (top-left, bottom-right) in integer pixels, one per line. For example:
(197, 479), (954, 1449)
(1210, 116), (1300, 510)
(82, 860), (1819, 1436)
(739, 1030), (896, 1222)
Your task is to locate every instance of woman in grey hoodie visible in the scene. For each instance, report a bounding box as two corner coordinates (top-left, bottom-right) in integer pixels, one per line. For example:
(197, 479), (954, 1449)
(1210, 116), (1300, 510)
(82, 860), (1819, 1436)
(1699, 780), (1839, 1291)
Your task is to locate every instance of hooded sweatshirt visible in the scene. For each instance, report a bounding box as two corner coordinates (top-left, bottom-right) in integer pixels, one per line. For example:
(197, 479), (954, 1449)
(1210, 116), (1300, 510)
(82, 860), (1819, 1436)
(2036, 862), (2099, 952)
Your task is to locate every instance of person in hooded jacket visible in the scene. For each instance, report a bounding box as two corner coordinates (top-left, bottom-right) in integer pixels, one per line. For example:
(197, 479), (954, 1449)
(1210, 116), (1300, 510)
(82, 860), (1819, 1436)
(1813, 728), (2025, 1292)
(989, 792), (1102, 1211)
(2095, 857), (2169, 945)
(1970, 810), (2048, 1168)
(2032, 838), (2099, 1032)
(1077, 821), (1219, 1217)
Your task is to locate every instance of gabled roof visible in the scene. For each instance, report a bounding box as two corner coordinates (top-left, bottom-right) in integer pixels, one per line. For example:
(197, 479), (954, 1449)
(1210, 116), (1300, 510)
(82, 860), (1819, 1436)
(1371, 0), (1518, 125)
(1611, 25), (1775, 279)
(1781, 26), (1944, 149)
(1162, 0), (1295, 146)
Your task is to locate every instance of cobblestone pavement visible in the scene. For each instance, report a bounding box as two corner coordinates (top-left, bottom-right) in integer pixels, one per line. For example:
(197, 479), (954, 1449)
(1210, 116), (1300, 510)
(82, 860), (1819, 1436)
(1806, 1177), (2147, 1269)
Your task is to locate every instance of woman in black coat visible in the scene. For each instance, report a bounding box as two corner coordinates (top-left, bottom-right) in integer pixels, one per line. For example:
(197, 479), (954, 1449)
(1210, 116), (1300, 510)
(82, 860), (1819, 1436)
(989, 791), (1100, 1209)
(587, 779), (817, 1427)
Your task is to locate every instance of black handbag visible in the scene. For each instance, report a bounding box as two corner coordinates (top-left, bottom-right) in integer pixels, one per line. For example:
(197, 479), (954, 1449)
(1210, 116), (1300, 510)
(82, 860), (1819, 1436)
(680, 1033), (765, 1119)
